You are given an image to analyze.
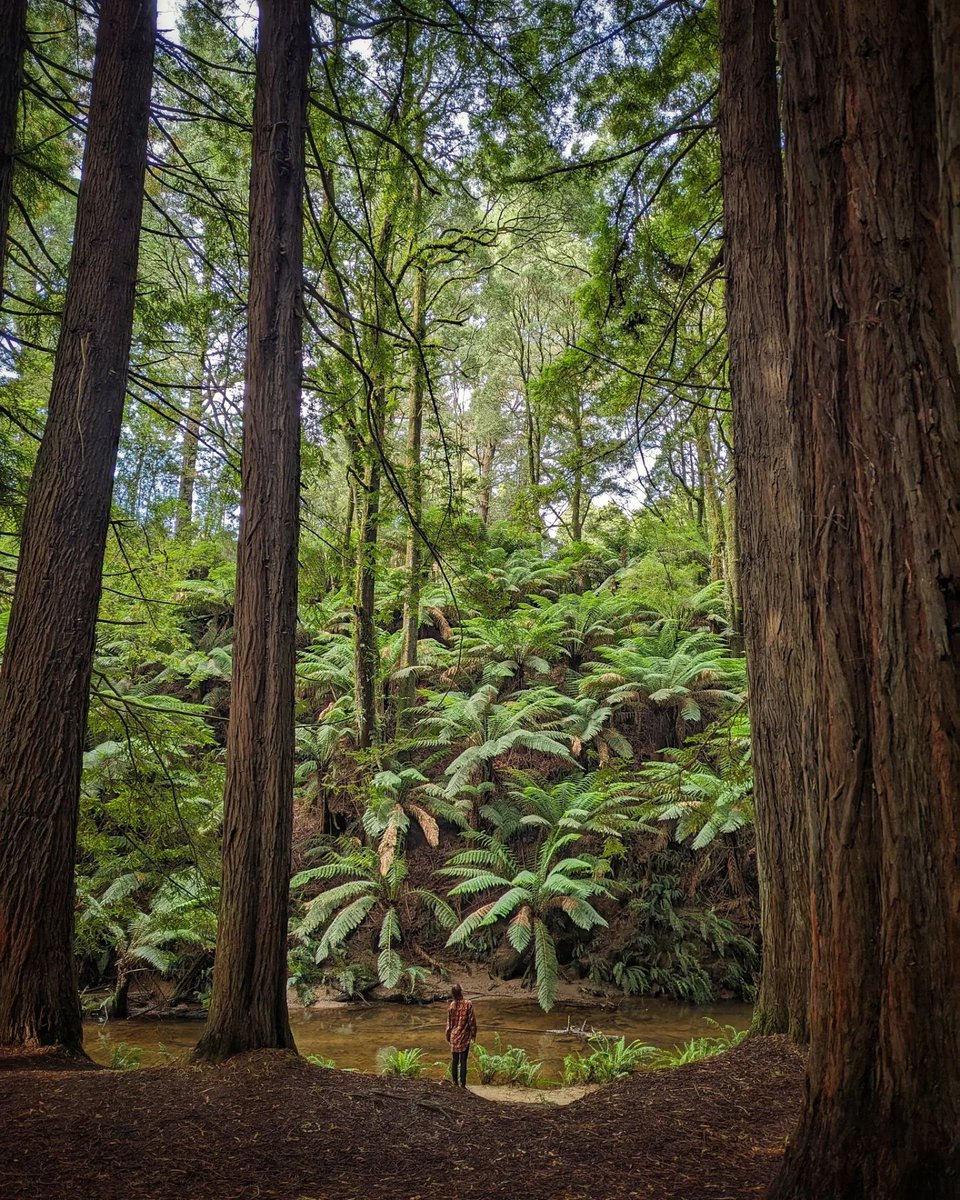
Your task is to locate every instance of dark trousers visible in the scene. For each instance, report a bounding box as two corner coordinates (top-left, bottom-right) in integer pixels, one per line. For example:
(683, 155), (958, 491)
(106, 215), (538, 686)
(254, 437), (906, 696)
(451, 1049), (468, 1086)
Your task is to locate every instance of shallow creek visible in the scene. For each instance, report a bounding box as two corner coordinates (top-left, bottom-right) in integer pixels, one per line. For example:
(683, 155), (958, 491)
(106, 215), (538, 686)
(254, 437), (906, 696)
(85, 997), (753, 1082)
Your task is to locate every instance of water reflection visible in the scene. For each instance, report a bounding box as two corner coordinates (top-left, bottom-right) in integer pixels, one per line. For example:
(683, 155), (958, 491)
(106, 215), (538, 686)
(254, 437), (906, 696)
(86, 997), (753, 1078)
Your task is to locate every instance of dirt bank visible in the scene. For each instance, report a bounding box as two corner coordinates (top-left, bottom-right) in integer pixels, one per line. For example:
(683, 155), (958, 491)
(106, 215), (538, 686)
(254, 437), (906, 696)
(0, 1036), (804, 1200)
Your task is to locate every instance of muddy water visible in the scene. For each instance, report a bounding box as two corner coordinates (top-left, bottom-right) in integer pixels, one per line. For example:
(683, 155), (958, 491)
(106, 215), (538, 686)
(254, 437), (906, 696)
(85, 998), (753, 1080)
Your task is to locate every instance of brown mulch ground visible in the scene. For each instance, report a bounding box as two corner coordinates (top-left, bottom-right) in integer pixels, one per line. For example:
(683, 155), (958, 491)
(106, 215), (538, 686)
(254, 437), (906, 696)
(0, 1037), (804, 1200)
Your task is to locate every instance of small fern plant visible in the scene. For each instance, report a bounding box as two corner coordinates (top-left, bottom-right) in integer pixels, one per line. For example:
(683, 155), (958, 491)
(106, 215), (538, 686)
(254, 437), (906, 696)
(376, 1046), (427, 1077)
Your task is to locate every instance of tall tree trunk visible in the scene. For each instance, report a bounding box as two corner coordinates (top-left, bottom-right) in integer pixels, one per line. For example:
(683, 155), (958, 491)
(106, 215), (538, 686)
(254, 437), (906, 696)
(478, 441), (496, 524)
(930, 1), (959, 350)
(397, 203), (427, 729)
(192, 0), (308, 1064)
(694, 415), (726, 583)
(769, 1), (960, 1193)
(722, 477), (743, 654)
(341, 473), (355, 572)
(0, 0), (27, 303)
(353, 441), (381, 751)
(0, 0), (156, 1054)
(569, 399), (585, 540)
(352, 211), (393, 752)
(718, 0), (809, 1041)
(174, 365), (204, 539)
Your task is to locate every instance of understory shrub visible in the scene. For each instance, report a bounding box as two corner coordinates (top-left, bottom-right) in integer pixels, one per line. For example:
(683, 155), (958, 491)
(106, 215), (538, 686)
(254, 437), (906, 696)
(641, 1021), (747, 1068)
(472, 1038), (542, 1086)
(587, 874), (757, 1004)
(561, 1033), (657, 1083)
(376, 1045), (427, 1077)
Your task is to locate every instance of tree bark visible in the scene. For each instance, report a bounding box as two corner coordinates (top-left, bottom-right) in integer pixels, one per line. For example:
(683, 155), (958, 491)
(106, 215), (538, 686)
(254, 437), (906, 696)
(0, 0), (27, 303)
(478, 440), (496, 524)
(192, 0), (308, 1063)
(397, 198), (427, 729)
(694, 415), (726, 583)
(0, 0), (156, 1054)
(930, 1), (959, 352)
(769, 0), (960, 1193)
(353, 442), (381, 751)
(352, 214), (393, 753)
(174, 367), (204, 539)
(718, 0), (810, 1041)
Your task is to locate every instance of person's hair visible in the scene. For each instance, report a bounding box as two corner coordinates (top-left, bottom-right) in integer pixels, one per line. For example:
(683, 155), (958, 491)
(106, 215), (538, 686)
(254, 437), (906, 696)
(450, 983), (463, 1001)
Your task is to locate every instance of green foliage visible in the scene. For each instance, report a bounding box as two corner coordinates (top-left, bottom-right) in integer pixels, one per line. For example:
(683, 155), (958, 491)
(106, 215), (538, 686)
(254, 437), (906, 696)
(637, 713), (753, 849)
(376, 1046), (427, 1077)
(291, 841), (455, 990)
(561, 1034), (657, 1084)
(642, 1022), (747, 1068)
(586, 874), (756, 1004)
(107, 1042), (143, 1071)
(442, 828), (614, 1011)
(473, 1038), (543, 1086)
(306, 1053), (337, 1069)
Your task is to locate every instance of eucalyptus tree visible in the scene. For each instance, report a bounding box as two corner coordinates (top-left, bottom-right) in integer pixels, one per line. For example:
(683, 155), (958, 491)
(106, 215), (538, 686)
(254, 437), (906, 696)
(0, 0), (157, 1053)
(193, 0), (309, 1063)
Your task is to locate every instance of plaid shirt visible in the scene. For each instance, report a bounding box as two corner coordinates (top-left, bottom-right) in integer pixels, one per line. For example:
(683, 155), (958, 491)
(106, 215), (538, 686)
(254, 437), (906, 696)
(445, 999), (477, 1052)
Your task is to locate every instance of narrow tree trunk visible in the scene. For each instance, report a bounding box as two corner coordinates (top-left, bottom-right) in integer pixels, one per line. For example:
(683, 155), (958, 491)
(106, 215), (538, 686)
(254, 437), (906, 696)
(0, 0), (27, 302)
(352, 210), (392, 752)
(353, 445), (381, 751)
(192, 0), (308, 1064)
(107, 968), (131, 1021)
(695, 416), (726, 582)
(722, 478), (743, 654)
(174, 369), (204, 539)
(569, 400), (585, 540)
(397, 210), (427, 729)
(769, 0), (960, 1193)
(0, 0), (156, 1054)
(718, 0), (809, 1041)
(341, 473), (355, 571)
(478, 441), (496, 524)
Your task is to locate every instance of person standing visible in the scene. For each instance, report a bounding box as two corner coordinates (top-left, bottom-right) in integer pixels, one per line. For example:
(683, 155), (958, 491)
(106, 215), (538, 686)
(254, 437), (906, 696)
(444, 983), (477, 1087)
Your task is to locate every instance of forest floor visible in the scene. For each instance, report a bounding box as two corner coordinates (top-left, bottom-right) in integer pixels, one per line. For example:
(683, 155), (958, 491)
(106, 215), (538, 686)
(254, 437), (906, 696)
(0, 1036), (803, 1200)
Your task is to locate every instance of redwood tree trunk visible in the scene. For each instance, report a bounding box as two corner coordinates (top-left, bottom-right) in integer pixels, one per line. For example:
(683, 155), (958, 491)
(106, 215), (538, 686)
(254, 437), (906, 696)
(0, 0), (156, 1053)
(769, 1), (960, 1193)
(718, 0), (810, 1042)
(0, 0), (27, 302)
(930, 2), (959, 349)
(192, 0), (308, 1063)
